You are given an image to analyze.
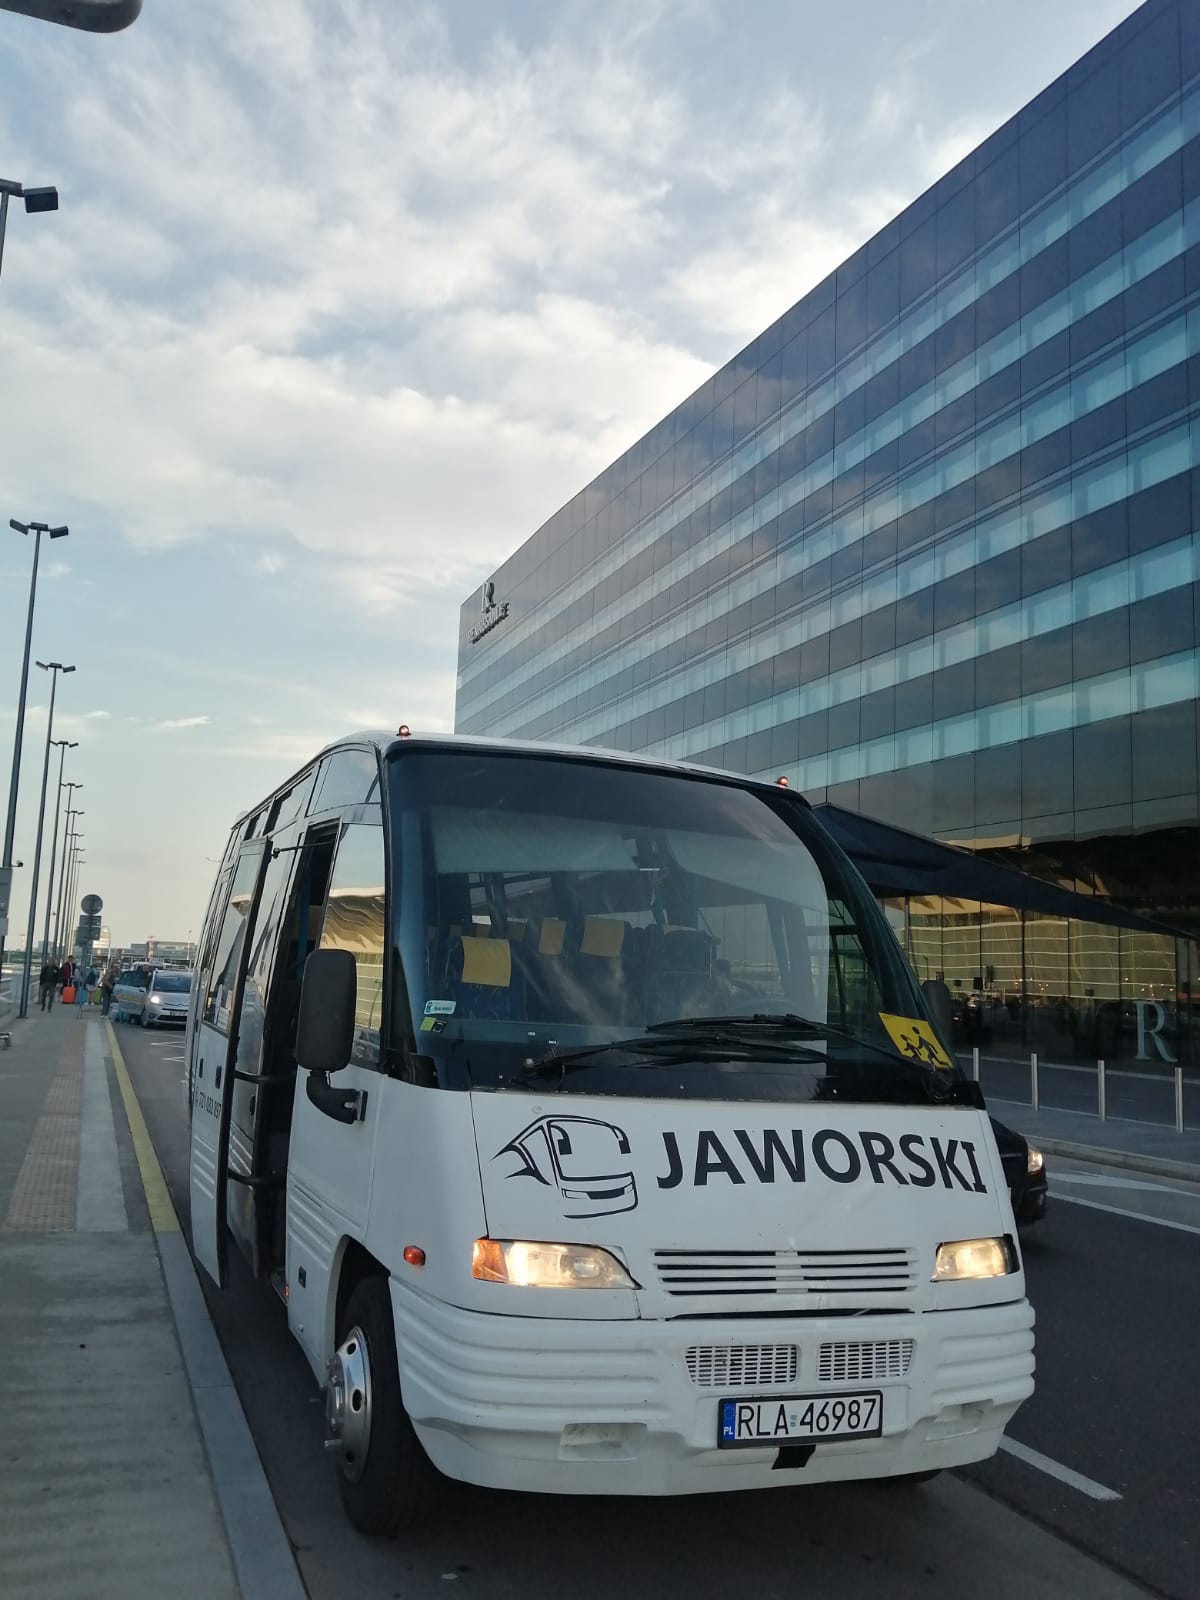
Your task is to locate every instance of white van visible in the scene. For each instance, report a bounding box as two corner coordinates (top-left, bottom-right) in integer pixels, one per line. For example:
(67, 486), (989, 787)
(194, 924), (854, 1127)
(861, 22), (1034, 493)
(186, 732), (1033, 1535)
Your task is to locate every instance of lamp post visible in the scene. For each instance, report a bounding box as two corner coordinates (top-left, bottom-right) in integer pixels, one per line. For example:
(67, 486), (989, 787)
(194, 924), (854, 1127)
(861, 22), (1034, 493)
(0, 178), (58, 283)
(54, 798), (81, 962)
(43, 751), (77, 969)
(72, 859), (86, 963)
(66, 841), (83, 958)
(18, 660), (75, 1016)
(0, 516), (69, 986)
(63, 833), (82, 966)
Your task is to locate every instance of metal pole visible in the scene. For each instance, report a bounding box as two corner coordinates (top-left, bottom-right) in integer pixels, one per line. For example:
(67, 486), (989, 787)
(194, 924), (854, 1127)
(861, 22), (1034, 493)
(0, 524), (43, 982)
(1098, 1058), (1106, 1122)
(1031, 1051), (1039, 1111)
(67, 846), (79, 957)
(62, 843), (77, 963)
(18, 665), (61, 1016)
(972, 1046), (980, 1083)
(0, 189), (8, 281)
(1176, 1067), (1185, 1134)
(71, 853), (86, 963)
(53, 802), (78, 961)
(41, 746), (72, 968)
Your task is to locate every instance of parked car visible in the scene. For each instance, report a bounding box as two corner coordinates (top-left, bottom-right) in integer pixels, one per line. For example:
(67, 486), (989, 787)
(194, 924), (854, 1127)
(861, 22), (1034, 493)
(111, 964), (156, 1022)
(140, 968), (193, 1028)
(989, 1116), (1047, 1227)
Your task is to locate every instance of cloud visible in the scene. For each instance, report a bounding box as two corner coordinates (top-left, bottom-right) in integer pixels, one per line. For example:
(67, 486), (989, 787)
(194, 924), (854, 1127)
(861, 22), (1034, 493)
(154, 715), (211, 732)
(84, 710), (111, 720)
(254, 552), (285, 576)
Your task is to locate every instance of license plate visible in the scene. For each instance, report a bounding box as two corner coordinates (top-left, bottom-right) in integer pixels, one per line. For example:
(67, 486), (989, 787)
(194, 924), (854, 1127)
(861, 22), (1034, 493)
(718, 1391), (883, 1448)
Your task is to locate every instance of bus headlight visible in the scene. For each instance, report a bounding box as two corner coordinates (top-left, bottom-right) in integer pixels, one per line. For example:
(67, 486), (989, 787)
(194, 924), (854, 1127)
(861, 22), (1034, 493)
(1027, 1145), (1044, 1175)
(932, 1237), (1016, 1281)
(471, 1238), (636, 1289)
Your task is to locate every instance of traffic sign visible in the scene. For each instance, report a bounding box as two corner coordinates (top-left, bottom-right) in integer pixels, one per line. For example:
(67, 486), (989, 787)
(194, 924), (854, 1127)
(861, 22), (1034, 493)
(82, 893), (103, 914)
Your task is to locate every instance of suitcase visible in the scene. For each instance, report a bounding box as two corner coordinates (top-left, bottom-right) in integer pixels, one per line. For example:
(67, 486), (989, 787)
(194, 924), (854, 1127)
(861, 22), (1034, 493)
(62, 985), (76, 1003)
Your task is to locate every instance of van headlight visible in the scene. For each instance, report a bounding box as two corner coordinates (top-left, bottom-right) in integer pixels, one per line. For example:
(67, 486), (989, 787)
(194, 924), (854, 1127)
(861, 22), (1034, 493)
(150, 995), (162, 1006)
(932, 1237), (1017, 1281)
(1027, 1145), (1044, 1175)
(471, 1238), (636, 1289)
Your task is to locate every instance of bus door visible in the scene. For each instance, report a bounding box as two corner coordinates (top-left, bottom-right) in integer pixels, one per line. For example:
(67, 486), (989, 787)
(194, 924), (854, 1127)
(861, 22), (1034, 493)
(189, 839), (269, 1288)
(285, 821), (387, 1366)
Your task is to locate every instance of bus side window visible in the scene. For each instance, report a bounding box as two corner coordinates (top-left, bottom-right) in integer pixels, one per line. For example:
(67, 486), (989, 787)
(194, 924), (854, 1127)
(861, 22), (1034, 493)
(318, 824), (386, 1069)
(203, 852), (262, 1033)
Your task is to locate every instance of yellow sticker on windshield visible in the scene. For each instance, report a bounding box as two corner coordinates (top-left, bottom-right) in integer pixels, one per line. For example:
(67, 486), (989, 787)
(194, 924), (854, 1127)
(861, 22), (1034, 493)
(879, 1013), (954, 1070)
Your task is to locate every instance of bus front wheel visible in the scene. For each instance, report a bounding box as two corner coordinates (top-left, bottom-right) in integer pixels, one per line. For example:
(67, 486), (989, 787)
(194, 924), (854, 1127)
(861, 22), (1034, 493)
(327, 1275), (442, 1536)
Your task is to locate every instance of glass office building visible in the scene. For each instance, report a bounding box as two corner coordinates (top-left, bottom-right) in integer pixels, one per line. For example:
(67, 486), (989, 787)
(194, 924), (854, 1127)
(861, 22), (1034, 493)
(457, 0), (1199, 1067)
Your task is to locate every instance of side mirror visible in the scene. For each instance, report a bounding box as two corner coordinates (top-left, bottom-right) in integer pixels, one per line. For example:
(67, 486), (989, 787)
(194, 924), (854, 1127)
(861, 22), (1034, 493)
(297, 948), (356, 1074)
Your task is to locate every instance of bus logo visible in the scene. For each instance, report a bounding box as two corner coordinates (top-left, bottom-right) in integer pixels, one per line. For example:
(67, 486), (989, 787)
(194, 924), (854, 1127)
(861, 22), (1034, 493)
(496, 1115), (638, 1217)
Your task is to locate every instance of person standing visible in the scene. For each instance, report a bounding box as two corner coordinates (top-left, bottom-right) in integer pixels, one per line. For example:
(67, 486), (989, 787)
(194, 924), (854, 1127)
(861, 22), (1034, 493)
(100, 966), (115, 1016)
(38, 960), (57, 1011)
(58, 957), (74, 999)
(80, 965), (98, 1013)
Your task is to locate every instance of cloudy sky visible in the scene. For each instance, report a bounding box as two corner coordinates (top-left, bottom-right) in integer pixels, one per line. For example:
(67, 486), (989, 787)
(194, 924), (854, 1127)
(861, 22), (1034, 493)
(0, 0), (1140, 949)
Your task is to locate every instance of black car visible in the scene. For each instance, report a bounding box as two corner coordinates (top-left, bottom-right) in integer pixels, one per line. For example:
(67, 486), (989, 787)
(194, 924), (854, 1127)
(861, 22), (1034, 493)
(990, 1116), (1047, 1226)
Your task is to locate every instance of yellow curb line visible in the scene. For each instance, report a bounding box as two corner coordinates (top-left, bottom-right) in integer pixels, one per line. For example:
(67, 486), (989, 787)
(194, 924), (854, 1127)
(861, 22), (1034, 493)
(107, 1020), (180, 1234)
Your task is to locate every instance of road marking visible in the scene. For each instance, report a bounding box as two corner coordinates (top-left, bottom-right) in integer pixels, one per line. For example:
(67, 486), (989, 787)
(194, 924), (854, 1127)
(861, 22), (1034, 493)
(998, 1436), (1122, 1501)
(106, 1022), (180, 1234)
(1053, 1192), (1200, 1236)
(1053, 1171), (1200, 1199)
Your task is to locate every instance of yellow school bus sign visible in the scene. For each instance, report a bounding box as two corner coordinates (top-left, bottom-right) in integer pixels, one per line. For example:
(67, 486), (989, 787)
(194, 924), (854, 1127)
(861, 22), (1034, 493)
(879, 1014), (955, 1071)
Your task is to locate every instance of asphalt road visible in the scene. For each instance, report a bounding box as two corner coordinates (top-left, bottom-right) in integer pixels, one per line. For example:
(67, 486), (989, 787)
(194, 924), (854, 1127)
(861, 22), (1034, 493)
(117, 1019), (1197, 1600)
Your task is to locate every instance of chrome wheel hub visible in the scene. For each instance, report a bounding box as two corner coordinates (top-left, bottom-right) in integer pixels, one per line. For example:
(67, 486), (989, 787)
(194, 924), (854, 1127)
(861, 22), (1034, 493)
(324, 1324), (372, 1482)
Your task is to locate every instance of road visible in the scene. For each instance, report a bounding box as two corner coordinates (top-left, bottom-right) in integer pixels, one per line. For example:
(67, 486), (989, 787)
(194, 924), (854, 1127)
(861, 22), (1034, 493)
(117, 1018), (1198, 1600)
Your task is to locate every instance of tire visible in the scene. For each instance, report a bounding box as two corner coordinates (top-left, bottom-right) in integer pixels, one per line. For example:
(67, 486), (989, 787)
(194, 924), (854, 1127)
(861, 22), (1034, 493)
(331, 1276), (442, 1536)
(140, 1008), (152, 1029)
(874, 1469), (942, 1486)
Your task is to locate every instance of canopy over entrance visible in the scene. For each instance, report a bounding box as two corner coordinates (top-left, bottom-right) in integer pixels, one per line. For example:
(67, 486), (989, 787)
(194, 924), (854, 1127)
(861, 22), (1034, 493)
(811, 803), (1182, 939)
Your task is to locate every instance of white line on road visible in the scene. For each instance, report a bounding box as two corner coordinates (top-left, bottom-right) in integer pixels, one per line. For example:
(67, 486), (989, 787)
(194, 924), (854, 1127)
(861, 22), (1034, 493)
(998, 1437), (1121, 1502)
(1053, 1193), (1200, 1235)
(1053, 1171), (1200, 1199)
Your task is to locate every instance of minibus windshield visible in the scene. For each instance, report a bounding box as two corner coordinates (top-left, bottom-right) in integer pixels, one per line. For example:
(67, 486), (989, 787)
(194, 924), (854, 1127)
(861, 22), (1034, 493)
(391, 749), (964, 1103)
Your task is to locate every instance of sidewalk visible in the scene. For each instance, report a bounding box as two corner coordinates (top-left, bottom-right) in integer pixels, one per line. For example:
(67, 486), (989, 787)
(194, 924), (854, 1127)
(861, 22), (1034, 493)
(0, 1006), (301, 1600)
(985, 1094), (1200, 1182)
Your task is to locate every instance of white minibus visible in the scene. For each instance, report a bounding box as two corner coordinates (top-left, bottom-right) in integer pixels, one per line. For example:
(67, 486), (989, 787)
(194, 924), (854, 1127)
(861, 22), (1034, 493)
(186, 732), (1034, 1534)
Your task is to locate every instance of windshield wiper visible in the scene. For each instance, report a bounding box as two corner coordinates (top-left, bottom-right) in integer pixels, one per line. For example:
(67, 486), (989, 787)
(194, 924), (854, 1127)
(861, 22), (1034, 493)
(519, 1028), (827, 1080)
(646, 1013), (968, 1103)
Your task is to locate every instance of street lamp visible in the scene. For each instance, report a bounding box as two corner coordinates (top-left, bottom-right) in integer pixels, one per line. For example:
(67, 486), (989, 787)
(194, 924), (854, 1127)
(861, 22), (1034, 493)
(42, 744), (77, 974)
(19, 662), (74, 1015)
(72, 859), (86, 961)
(66, 839), (84, 956)
(0, 178), (59, 282)
(60, 824), (82, 968)
(0, 517), (69, 984)
(54, 794), (81, 961)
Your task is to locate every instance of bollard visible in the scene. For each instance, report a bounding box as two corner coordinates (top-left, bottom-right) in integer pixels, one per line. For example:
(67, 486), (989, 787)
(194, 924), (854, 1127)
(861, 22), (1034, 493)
(1097, 1058), (1106, 1121)
(1177, 1066), (1185, 1134)
(1031, 1052), (1039, 1111)
(972, 1046), (980, 1083)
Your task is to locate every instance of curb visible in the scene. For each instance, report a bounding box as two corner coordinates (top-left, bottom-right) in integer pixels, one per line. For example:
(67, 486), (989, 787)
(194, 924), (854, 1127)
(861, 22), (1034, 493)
(107, 1023), (308, 1600)
(1035, 1135), (1200, 1186)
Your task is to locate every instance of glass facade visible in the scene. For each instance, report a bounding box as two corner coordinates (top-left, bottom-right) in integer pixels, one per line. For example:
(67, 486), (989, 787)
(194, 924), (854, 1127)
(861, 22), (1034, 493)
(457, 0), (1199, 1068)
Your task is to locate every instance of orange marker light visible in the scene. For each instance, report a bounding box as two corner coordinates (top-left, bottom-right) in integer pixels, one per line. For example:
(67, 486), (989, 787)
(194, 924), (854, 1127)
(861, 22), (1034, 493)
(398, 724), (411, 738)
(403, 1245), (426, 1267)
(776, 775), (789, 787)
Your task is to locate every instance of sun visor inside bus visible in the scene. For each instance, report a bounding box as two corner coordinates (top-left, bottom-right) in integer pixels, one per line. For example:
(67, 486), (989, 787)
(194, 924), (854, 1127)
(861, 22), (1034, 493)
(431, 810), (635, 875)
(810, 803), (1181, 937)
